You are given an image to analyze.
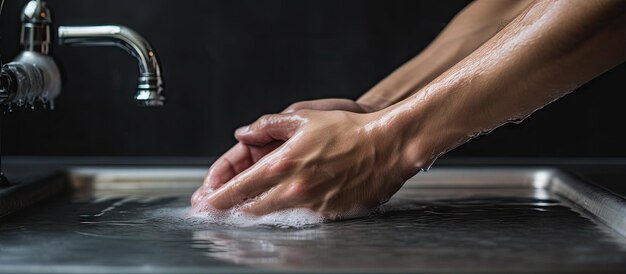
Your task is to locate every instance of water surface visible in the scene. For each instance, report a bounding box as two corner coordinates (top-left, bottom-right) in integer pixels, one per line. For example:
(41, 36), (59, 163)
(0, 186), (625, 273)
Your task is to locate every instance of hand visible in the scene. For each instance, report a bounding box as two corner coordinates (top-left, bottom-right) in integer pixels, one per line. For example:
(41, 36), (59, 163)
(191, 98), (374, 206)
(282, 98), (373, 114)
(191, 109), (422, 219)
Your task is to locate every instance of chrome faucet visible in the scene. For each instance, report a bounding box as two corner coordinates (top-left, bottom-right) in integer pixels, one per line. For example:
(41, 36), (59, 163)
(0, 0), (165, 108)
(58, 26), (165, 106)
(0, 0), (61, 108)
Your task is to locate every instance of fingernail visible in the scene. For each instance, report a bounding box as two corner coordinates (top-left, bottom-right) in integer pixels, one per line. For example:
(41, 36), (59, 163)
(236, 125), (250, 135)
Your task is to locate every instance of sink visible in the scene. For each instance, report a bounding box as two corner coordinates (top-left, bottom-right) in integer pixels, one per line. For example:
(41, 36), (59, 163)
(0, 166), (625, 273)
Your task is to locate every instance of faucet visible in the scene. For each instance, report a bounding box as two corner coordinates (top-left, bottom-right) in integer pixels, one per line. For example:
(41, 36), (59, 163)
(0, 0), (61, 108)
(57, 26), (165, 106)
(0, 0), (165, 108)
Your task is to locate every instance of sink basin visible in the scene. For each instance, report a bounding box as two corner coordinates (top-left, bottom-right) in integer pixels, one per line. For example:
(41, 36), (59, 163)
(0, 166), (625, 273)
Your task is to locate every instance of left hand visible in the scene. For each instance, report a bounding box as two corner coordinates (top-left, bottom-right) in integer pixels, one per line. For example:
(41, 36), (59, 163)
(191, 98), (374, 207)
(191, 109), (420, 219)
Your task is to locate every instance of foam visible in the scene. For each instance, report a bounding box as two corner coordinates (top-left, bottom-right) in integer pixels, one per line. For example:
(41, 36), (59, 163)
(148, 197), (425, 229)
(148, 206), (324, 229)
(156, 197), (428, 229)
(185, 203), (324, 229)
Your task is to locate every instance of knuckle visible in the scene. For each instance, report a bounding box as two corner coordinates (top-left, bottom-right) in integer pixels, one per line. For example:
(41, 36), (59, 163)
(281, 180), (311, 201)
(252, 114), (274, 130)
(268, 157), (298, 174)
(257, 114), (272, 124)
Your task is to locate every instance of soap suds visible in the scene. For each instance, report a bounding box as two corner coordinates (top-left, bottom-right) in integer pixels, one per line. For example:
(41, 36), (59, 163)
(186, 204), (324, 229)
(149, 198), (420, 229)
(148, 203), (324, 229)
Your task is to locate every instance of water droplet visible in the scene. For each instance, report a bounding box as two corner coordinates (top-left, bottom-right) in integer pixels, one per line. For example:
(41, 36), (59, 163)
(41, 91), (49, 103)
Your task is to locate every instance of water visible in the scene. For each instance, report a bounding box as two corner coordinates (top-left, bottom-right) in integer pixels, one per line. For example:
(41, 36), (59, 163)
(186, 206), (323, 229)
(188, 189), (323, 228)
(1, 186), (625, 273)
(1, 58), (58, 112)
(1, 98), (54, 112)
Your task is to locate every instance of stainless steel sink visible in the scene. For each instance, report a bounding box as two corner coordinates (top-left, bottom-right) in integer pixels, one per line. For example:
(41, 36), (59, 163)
(1, 167), (625, 273)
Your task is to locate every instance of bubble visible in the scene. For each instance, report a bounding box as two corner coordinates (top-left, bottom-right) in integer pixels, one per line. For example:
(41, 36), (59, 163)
(185, 203), (324, 229)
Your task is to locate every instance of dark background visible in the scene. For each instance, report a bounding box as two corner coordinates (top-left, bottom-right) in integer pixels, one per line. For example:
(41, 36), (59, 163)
(0, 0), (624, 158)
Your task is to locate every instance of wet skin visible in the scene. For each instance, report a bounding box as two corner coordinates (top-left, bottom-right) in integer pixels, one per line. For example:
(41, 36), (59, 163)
(192, 0), (626, 219)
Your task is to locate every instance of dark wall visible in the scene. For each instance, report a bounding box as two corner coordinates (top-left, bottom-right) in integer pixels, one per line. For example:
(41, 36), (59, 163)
(0, 0), (625, 158)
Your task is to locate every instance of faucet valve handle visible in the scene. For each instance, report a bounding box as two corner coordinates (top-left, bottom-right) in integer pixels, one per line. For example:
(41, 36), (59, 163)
(21, 0), (52, 54)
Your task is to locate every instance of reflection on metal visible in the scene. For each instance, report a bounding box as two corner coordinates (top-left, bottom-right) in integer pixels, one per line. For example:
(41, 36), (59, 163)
(21, 0), (52, 54)
(0, 0), (166, 107)
(1, 167), (624, 273)
(0, 0), (61, 106)
(58, 25), (165, 106)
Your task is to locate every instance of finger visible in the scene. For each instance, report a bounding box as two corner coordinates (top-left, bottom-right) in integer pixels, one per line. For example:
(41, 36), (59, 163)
(205, 157), (285, 210)
(204, 141), (282, 190)
(190, 186), (217, 209)
(235, 113), (303, 146)
(190, 188), (207, 208)
(203, 143), (252, 190)
(282, 99), (367, 113)
(282, 100), (316, 113)
(241, 184), (295, 216)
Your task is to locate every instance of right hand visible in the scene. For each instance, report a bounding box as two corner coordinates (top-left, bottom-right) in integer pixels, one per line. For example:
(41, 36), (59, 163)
(281, 98), (373, 114)
(191, 98), (374, 206)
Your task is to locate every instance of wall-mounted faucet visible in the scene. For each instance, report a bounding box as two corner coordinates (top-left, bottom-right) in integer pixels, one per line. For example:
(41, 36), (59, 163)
(58, 26), (165, 106)
(0, 0), (165, 108)
(0, 0), (61, 108)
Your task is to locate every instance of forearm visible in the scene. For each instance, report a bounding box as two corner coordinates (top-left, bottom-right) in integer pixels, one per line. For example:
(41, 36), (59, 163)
(382, 0), (626, 169)
(357, 0), (534, 111)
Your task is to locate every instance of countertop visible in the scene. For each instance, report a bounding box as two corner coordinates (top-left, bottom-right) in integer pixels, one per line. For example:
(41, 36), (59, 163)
(3, 156), (626, 198)
(1, 156), (626, 273)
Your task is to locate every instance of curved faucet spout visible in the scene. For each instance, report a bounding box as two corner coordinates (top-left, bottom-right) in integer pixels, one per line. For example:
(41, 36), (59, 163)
(58, 25), (165, 106)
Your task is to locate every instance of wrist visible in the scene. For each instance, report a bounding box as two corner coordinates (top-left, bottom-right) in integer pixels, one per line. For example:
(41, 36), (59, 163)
(372, 85), (475, 171)
(361, 103), (433, 173)
(356, 93), (389, 112)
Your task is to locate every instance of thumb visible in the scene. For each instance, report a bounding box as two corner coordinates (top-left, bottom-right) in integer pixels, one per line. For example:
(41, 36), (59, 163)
(235, 113), (303, 146)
